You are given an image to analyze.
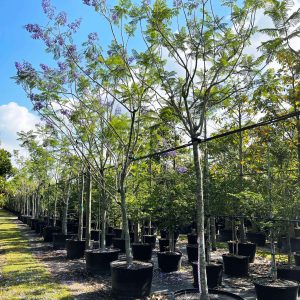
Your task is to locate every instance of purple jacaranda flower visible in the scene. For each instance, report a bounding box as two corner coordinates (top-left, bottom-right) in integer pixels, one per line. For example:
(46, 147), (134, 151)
(107, 50), (112, 56)
(66, 44), (77, 58)
(56, 11), (67, 25)
(40, 63), (51, 74)
(24, 24), (44, 39)
(106, 100), (113, 107)
(45, 83), (56, 90)
(162, 138), (168, 147)
(60, 109), (70, 117)
(68, 18), (81, 33)
(88, 32), (98, 44)
(83, 0), (91, 5)
(44, 36), (56, 47)
(189, 1), (199, 9)
(61, 76), (68, 84)
(15, 62), (23, 72)
(57, 34), (64, 46)
(140, 105), (149, 115)
(176, 166), (188, 174)
(167, 150), (177, 157)
(115, 105), (121, 115)
(85, 68), (91, 75)
(143, 0), (151, 5)
(33, 101), (44, 111)
(42, 0), (55, 19)
(128, 56), (135, 64)
(58, 61), (67, 72)
(112, 12), (118, 22)
(15, 61), (36, 76)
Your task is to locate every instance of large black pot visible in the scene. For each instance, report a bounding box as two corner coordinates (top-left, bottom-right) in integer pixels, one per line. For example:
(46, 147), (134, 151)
(105, 233), (116, 247)
(254, 278), (298, 300)
(219, 229), (233, 242)
(91, 229), (100, 241)
(159, 238), (176, 252)
(228, 241), (256, 263)
(186, 244), (208, 263)
(295, 253), (300, 266)
(246, 232), (266, 246)
(111, 260), (153, 299)
(157, 251), (182, 273)
(277, 265), (300, 283)
(160, 229), (167, 238)
(187, 233), (197, 244)
(66, 239), (86, 259)
(52, 233), (76, 250)
(222, 254), (249, 277)
(295, 228), (300, 238)
(42, 226), (61, 242)
(192, 262), (223, 288)
(112, 238), (125, 253)
(113, 228), (123, 238)
(291, 237), (300, 252)
(132, 243), (152, 261)
(35, 221), (46, 234)
(85, 248), (120, 274)
(30, 219), (39, 230)
(142, 235), (156, 249)
(174, 289), (244, 299)
(144, 226), (156, 235)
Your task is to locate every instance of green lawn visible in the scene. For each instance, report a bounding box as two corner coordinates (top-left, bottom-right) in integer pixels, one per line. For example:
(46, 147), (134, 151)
(0, 209), (72, 300)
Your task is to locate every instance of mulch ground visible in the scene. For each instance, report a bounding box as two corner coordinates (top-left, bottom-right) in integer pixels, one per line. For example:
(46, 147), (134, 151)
(16, 219), (276, 300)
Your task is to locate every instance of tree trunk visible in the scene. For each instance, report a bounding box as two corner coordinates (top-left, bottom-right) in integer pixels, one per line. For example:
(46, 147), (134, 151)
(78, 172), (84, 241)
(210, 217), (217, 251)
(62, 181), (70, 235)
(169, 231), (175, 252)
(119, 183), (133, 265)
(86, 169), (92, 249)
(192, 140), (209, 300)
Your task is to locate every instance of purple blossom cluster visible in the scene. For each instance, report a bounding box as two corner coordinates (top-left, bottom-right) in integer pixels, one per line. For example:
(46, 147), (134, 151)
(24, 24), (44, 39)
(67, 18), (82, 33)
(65, 44), (78, 59)
(83, 0), (98, 6)
(58, 61), (67, 72)
(128, 56), (135, 64)
(42, 0), (55, 19)
(175, 166), (188, 174)
(56, 11), (67, 25)
(88, 32), (98, 44)
(40, 63), (51, 75)
(29, 93), (44, 111)
(115, 105), (121, 116)
(15, 61), (35, 75)
(188, 0), (199, 9)
(162, 149), (177, 158)
(111, 12), (119, 22)
(143, 0), (151, 6)
(57, 34), (64, 46)
(60, 109), (71, 117)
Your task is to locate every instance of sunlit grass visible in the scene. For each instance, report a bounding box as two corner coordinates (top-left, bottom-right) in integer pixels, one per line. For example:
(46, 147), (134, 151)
(0, 209), (72, 300)
(256, 248), (289, 263)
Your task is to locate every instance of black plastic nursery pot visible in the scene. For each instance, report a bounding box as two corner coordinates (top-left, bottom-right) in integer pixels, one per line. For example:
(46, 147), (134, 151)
(186, 244), (208, 263)
(113, 228), (123, 238)
(66, 239), (86, 259)
(253, 278), (298, 300)
(105, 233), (116, 247)
(111, 260), (153, 299)
(187, 233), (198, 245)
(219, 229), (233, 242)
(157, 251), (182, 273)
(144, 226), (156, 235)
(52, 233), (76, 250)
(85, 248), (120, 274)
(192, 262), (223, 289)
(42, 226), (61, 242)
(222, 254), (249, 277)
(91, 229), (100, 241)
(246, 232), (266, 246)
(159, 238), (176, 252)
(290, 237), (300, 252)
(143, 235), (156, 249)
(132, 243), (153, 261)
(295, 253), (300, 266)
(112, 238), (126, 253)
(30, 219), (39, 230)
(295, 227), (300, 238)
(35, 221), (46, 234)
(228, 241), (256, 263)
(173, 288), (244, 299)
(160, 229), (168, 238)
(277, 265), (300, 283)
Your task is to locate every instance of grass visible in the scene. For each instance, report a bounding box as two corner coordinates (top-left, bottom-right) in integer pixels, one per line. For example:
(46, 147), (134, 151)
(256, 249), (289, 263)
(0, 209), (72, 300)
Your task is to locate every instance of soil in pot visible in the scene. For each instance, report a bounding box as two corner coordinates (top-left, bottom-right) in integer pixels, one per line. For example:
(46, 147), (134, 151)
(253, 278), (298, 300)
(174, 288), (244, 299)
(132, 243), (153, 261)
(159, 238), (176, 252)
(85, 248), (120, 275)
(228, 241), (256, 263)
(142, 235), (156, 249)
(42, 226), (61, 242)
(52, 233), (76, 250)
(222, 254), (249, 277)
(246, 232), (266, 246)
(192, 262), (223, 289)
(157, 251), (182, 273)
(111, 260), (153, 299)
(66, 239), (86, 259)
(112, 238), (125, 253)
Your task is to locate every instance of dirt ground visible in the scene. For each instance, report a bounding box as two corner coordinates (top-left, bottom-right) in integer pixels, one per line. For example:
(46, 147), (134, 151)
(17, 219), (275, 300)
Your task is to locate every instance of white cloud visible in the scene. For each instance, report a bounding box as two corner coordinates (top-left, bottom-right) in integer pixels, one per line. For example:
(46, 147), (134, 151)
(0, 102), (40, 155)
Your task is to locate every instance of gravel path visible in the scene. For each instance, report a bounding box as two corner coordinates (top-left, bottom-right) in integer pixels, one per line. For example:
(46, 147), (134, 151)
(15, 219), (277, 300)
